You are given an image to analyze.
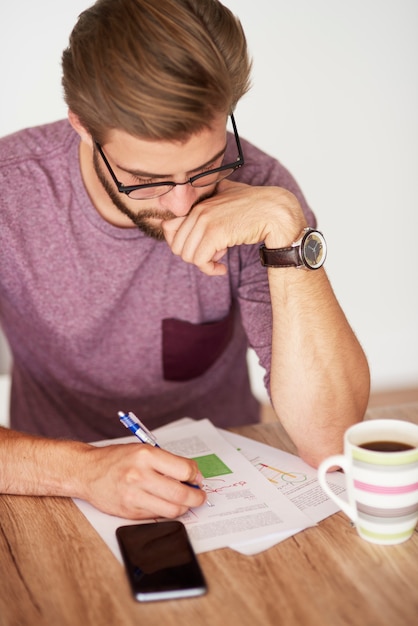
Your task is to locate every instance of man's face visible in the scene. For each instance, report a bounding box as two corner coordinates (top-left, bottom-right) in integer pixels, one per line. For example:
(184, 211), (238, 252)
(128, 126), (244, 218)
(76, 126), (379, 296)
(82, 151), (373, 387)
(92, 114), (228, 239)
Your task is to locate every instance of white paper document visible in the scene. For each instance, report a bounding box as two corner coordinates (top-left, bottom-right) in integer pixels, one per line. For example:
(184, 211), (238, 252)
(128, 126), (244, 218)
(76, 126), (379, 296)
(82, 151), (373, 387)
(73, 419), (345, 561)
(221, 429), (346, 524)
(220, 429), (346, 554)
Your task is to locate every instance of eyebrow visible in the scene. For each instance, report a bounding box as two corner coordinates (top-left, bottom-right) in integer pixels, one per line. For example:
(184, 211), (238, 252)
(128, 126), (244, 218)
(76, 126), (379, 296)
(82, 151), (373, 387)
(115, 143), (228, 179)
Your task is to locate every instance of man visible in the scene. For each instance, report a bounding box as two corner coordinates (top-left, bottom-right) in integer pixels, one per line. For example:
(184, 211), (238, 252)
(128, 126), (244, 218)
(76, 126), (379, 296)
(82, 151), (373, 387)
(0, 0), (369, 520)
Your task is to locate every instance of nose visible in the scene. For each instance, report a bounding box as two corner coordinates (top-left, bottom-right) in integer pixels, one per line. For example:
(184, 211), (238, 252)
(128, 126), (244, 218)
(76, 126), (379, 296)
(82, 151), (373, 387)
(160, 182), (199, 217)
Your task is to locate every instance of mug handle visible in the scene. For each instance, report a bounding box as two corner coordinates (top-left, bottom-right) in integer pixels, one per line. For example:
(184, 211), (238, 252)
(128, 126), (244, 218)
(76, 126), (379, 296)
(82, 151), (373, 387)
(317, 455), (358, 522)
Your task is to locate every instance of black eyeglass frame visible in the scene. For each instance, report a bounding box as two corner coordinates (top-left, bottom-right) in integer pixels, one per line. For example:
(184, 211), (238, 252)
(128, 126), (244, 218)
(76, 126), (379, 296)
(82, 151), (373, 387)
(94, 113), (244, 199)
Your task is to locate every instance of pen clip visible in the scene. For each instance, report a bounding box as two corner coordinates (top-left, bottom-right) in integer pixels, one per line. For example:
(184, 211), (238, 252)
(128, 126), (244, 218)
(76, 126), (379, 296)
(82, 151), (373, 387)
(118, 411), (159, 447)
(128, 412), (158, 445)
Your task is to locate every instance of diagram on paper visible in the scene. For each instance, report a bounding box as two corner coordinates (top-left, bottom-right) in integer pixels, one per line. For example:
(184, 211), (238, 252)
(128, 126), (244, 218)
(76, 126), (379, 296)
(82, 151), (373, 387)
(236, 448), (307, 488)
(255, 461), (307, 485)
(192, 453), (233, 478)
(191, 453), (252, 497)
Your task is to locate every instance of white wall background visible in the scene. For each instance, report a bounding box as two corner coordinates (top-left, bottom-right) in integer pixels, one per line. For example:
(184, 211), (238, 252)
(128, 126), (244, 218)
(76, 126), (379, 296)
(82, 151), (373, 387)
(0, 0), (417, 392)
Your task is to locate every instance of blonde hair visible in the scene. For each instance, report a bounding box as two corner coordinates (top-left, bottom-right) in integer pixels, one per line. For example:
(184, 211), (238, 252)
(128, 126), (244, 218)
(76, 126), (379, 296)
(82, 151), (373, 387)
(62, 0), (252, 142)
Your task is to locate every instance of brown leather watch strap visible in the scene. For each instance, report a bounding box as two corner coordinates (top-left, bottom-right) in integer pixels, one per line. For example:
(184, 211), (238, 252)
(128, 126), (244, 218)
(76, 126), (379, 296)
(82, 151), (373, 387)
(259, 244), (301, 268)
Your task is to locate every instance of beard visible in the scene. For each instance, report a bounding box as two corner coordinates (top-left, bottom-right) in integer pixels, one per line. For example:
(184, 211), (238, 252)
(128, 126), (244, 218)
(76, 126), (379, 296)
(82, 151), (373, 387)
(92, 148), (215, 241)
(92, 148), (173, 240)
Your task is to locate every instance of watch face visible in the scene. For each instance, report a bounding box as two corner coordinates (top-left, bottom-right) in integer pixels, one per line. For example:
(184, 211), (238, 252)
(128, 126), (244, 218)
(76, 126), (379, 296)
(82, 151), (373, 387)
(301, 231), (327, 269)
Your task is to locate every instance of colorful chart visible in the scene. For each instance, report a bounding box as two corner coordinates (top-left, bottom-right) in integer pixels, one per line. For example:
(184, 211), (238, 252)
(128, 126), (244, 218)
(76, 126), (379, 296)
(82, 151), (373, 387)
(193, 454), (233, 478)
(255, 462), (307, 485)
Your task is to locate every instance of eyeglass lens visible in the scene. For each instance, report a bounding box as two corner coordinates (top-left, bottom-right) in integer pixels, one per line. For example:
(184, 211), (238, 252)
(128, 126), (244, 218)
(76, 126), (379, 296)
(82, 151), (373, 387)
(127, 167), (237, 199)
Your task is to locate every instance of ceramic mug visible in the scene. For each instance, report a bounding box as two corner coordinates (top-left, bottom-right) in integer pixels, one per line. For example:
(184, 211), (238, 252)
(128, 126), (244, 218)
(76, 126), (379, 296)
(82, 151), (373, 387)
(318, 419), (418, 545)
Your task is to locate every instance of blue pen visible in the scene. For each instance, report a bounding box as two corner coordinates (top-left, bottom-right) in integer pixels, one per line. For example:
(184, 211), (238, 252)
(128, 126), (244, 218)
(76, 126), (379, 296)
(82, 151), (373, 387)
(118, 411), (210, 499)
(118, 411), (160, 447)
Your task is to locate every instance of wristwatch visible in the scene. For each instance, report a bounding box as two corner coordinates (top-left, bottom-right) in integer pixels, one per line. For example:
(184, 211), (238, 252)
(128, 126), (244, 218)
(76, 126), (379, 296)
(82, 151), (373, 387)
(259, 227), (327, 270)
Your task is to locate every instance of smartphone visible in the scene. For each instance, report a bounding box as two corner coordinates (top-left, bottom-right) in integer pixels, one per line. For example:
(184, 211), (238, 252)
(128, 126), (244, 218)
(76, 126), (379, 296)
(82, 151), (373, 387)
(116, 521), (207, 602)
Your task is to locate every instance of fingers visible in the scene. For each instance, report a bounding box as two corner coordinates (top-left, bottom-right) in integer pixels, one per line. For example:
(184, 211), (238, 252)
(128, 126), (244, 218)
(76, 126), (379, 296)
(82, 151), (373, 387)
(117, 480), (203, 520)
(144, 445), (202, 486)
(87, 444), (207, 520)
(126, 469), (206, 519)
(162, 206), (229, 276)
(161, 180), (265, 275)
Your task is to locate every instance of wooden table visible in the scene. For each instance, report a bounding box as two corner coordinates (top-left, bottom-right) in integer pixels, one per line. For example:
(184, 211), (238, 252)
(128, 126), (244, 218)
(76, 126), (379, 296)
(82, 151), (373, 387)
(1, 404), (417, 626)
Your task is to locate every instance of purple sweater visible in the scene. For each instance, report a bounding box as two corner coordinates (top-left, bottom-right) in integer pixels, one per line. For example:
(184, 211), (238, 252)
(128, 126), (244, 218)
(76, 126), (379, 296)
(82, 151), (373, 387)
(0, 121), (315, 441)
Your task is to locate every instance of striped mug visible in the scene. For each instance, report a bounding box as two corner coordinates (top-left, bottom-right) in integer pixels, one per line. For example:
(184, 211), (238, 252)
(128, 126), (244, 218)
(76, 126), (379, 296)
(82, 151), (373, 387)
(318, 419), (418, 545)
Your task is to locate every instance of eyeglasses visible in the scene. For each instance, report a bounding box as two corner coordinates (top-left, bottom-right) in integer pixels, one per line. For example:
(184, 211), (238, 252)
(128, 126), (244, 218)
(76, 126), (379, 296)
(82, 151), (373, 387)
(95, 113), (244, 200)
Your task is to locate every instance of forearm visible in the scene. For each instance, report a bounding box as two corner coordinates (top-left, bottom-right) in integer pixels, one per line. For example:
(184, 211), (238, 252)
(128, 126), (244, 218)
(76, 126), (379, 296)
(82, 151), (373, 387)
(0, 426), (206, 518)
(161, 179), (370, 463)
(268, 268), (370, 467)
(0, 426), (91, 498)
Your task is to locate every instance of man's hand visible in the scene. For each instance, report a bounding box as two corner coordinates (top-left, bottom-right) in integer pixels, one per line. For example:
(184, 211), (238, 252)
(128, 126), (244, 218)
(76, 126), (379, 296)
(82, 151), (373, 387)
(82, 443), (206, 519)
(162, 180), (307, 275)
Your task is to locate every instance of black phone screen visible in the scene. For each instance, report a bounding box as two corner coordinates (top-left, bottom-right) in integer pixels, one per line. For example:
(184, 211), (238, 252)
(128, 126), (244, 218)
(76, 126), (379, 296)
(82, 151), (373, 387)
(116, 521), (207, 602)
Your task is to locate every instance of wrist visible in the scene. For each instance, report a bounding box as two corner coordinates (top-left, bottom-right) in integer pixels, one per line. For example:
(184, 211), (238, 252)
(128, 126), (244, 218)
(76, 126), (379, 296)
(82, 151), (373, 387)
(263, 222), (307, 250)
(259, 189), (307, 249)
(42, 439), (94, 499)
(67, 443), (102, 501)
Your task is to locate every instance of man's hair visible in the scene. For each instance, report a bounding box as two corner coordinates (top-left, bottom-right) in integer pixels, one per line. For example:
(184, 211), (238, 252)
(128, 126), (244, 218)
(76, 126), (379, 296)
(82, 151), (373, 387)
(62, 0), (252, 142)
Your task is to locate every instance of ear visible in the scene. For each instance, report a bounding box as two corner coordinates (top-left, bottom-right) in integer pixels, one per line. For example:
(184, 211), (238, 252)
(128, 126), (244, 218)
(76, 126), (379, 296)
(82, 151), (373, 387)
(67, 109), (93, 146)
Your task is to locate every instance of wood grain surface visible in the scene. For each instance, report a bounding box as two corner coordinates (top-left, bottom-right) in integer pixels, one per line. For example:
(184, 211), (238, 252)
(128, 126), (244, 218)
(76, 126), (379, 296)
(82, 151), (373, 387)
(1, 403), (417, 626)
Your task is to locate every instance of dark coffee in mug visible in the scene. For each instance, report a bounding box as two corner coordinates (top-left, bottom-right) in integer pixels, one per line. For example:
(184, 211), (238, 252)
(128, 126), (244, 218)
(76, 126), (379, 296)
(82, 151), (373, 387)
(358, 441), (414, 452)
